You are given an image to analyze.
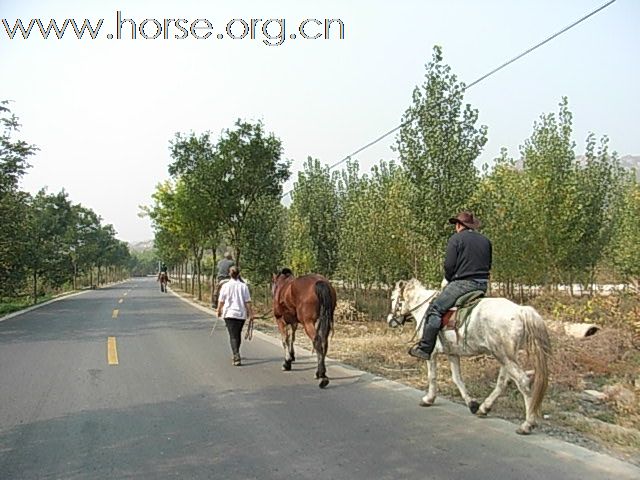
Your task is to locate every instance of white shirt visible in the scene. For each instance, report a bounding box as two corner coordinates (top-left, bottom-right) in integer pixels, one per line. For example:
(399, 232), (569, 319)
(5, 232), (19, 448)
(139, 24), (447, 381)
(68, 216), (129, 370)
(218, 278), (251, 319)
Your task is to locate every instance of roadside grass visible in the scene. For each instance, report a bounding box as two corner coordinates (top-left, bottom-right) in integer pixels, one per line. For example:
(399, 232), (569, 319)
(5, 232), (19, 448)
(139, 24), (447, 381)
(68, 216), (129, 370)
(0, 294), (55, 316)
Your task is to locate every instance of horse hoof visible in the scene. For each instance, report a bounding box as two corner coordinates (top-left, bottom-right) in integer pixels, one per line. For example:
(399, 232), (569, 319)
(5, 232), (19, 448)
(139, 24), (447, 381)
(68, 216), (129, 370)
(419, 400), (434, 407)
(469, 401), (480, 414)
(516, 426), (532, 435)
(476, 407), (489, 417)
(319, 378), (329, 389)
(282, 363), (291, 371)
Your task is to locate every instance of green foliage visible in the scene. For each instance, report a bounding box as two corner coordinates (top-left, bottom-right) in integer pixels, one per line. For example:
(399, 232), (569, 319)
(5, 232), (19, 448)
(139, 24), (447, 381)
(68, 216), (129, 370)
(396, 46), (487, 281)
(129, 249), (159, 276)
(285, 157), (340, 276)
(166, 120), (290, 267)
(0, 101), (37, 194)
(520, 97), (578, 284)
(146, 51), (639, 300)
(474, 150), (546, 290)
(147, 119), (291, 295)
(0, 189), (29, 296)
(239, 196), (287, 283)
(0, 102), (37, 296)
(1, 102), (128, 302)
(567, 134), (625, 285)
(608, 178), (640, 285)
(337, 160), (417, 287)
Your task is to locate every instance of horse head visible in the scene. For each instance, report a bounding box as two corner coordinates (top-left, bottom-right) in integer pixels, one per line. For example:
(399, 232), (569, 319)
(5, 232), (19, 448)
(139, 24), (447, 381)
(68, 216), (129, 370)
(387, 280), (411, 328)
(271, 268), (294, 298)
(387, 279), (438, 329)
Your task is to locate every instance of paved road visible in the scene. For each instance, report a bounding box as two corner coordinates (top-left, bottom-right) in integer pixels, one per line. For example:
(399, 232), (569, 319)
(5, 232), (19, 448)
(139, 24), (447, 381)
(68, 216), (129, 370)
(0, 278), (638, 479)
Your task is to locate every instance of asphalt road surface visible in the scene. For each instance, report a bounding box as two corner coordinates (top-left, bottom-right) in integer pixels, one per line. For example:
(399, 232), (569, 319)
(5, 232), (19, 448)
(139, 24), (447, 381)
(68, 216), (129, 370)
(0, 278), (638, 479)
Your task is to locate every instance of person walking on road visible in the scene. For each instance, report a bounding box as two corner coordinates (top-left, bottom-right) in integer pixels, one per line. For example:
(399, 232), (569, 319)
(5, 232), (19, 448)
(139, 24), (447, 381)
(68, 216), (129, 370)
(216, 266), (254, 366)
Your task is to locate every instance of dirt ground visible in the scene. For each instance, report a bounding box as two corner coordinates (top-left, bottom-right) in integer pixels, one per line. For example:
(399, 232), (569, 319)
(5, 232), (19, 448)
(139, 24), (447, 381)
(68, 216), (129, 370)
(246, 293), (640, 467)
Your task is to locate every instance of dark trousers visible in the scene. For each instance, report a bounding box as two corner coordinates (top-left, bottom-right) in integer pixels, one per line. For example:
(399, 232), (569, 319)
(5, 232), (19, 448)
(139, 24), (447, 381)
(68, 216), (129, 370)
(424, 279), (488, 330)
(224, 318), (246, 357)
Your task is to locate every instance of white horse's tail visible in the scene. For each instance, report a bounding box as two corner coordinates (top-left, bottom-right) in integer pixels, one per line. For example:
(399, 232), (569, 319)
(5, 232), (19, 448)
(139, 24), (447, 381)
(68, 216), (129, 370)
(521, 306), (552, 418)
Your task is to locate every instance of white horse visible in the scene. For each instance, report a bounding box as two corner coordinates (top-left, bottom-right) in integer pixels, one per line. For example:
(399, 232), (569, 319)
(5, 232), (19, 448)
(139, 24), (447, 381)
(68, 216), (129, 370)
(387, 279), (551, 435)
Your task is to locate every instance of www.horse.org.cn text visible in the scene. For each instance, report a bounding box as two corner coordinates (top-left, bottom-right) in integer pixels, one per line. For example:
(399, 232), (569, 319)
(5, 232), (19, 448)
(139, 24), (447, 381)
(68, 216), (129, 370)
(1, 11), (346, 46)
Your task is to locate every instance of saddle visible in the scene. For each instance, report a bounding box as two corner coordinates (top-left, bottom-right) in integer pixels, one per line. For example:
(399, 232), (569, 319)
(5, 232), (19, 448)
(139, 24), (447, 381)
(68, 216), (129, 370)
(441, 290), (485, 332)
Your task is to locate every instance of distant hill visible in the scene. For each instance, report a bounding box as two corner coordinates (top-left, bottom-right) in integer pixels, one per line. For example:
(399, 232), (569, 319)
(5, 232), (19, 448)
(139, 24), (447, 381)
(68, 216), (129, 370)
(515, 154), (639, 181)
(573, 154), (640, 181)
(619, 155), (640, 180)
(128, 240), (154, 253)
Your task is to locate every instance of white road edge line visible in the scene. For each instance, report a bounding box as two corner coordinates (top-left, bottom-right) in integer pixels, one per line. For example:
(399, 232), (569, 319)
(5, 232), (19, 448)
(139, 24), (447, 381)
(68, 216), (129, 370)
(0, 280), (131, 323)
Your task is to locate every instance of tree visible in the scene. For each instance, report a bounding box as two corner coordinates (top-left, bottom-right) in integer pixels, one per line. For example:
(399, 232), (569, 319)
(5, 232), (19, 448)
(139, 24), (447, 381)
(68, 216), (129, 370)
(520, 97), (578, 286)
(609, 177), (640, 290)
(566, 134), (625, 288)
(396, 46), (488, 282)
(336, 160), (416, 289)
(239, 195), (287, 283)
(0, 101), (38, 296)
(0, 101), (37, 194)
(24, 190), (75, 301)
(169, 120), (290, 267)
(286, 157), (340, 276)
(474, 150), (545, 297)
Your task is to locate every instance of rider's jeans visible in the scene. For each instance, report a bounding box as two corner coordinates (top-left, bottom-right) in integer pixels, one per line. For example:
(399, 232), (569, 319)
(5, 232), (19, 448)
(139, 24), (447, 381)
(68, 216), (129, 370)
(425, 279), (487, 330)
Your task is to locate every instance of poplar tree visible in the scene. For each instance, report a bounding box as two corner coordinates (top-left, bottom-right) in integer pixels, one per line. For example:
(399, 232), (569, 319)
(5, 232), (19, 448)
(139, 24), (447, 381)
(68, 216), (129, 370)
(396, 46), (487, 281)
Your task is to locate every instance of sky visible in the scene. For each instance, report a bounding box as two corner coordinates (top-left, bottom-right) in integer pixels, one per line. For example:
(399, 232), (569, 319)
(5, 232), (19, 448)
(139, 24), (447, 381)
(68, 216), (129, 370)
(1, 0), (638, 242)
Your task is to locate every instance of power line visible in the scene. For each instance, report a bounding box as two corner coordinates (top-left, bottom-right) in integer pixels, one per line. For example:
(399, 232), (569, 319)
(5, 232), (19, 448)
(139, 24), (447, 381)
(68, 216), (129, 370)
(282, 0), (617, 199)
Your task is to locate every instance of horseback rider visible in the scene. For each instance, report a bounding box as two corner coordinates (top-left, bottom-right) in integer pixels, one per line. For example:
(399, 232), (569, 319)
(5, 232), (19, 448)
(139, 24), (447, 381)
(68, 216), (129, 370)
(211, 251), (235, 307)
(156, 263), (170, 292)
(409, 211), (492, 361)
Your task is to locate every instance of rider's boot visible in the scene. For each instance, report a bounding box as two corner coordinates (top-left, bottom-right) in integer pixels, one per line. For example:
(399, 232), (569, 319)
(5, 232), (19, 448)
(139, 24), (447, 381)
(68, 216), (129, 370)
(408, 325), (440, 361)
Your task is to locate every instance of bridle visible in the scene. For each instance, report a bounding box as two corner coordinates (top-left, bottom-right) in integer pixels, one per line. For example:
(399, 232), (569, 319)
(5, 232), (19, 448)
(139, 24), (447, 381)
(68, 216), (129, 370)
(388, 285), (438, 328)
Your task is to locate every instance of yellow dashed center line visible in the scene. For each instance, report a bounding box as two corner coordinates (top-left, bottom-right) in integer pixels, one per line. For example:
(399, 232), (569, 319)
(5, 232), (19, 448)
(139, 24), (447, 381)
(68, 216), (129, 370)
(123, 292), (128, 296)
(112, 309), (119, 318)
(118, 299), (123, 304)
(107, 337), (119, 365)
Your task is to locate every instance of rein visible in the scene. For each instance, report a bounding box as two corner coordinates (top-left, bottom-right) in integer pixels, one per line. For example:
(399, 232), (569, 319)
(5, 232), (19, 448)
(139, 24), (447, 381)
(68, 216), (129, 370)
(407, 292), (438, 343)
(245, 317), (254, 340)
(390, 288), (438, 343)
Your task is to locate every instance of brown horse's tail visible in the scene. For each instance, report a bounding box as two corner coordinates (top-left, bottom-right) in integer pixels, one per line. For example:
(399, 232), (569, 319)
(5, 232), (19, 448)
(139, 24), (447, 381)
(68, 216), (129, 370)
(521, 306), (552, 419)
(314, 281), (335, 353)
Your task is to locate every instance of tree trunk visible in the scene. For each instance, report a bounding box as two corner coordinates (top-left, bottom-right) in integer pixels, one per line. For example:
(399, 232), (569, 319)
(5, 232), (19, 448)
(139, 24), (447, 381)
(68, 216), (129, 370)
(32, 271), (38, 305)
(197, 250), (203, 301)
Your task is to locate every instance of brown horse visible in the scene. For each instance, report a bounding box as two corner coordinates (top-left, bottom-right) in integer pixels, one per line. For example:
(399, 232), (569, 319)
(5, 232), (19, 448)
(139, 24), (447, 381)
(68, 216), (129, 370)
(271, 268), (337, 388)
(157, 272), (170, 293)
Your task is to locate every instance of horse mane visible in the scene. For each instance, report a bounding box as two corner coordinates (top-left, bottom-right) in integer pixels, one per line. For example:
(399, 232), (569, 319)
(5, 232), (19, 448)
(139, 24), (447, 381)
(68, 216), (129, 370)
(406, 278), (424, 290)
(402, 278), (439, 305)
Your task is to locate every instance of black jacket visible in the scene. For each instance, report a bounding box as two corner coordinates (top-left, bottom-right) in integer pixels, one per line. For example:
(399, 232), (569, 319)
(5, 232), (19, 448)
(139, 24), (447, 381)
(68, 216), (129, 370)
(444, 229), (492, 282)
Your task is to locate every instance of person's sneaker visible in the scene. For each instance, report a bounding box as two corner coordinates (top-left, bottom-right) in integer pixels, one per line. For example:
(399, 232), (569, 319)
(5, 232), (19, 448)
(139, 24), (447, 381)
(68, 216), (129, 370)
(408, 343), (432, 361)
(233, 355), (241, 366)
